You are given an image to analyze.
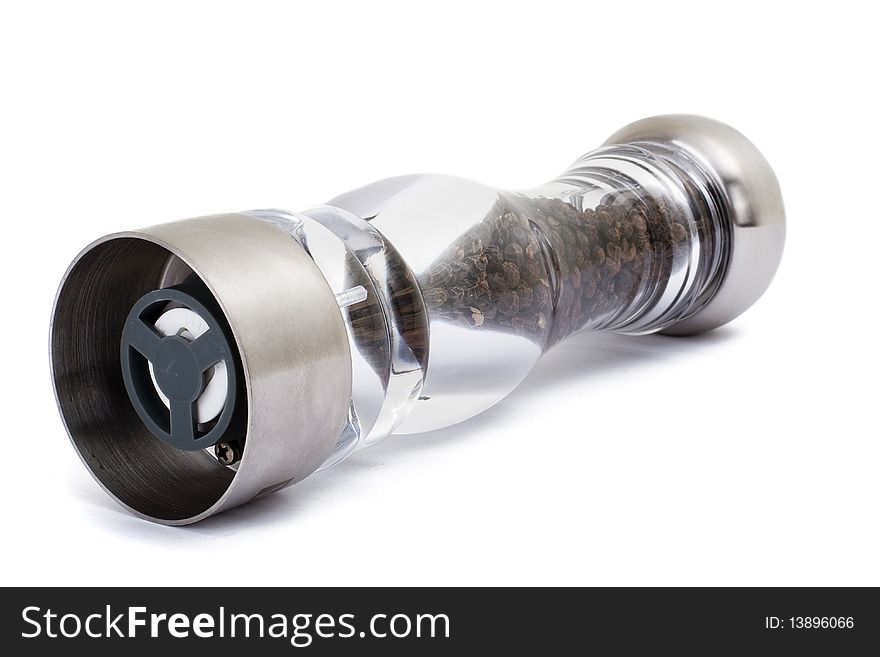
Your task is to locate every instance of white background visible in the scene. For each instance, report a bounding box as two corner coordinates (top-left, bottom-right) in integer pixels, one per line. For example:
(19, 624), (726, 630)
(1, 1), (878, 586)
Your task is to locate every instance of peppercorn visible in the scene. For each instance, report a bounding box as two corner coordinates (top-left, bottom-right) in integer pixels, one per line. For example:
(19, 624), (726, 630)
(420, 193), (691, 345)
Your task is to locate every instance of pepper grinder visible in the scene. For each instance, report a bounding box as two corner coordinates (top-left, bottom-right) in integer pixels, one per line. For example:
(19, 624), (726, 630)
(50, 115), (785, 524)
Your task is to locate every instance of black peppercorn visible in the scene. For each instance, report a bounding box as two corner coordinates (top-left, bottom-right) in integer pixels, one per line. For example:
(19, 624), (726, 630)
(420, 193), (692, 346)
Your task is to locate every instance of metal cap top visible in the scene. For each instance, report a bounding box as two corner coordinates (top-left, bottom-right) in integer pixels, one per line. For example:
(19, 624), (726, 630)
(50, 214), (352, 525)
(605, 115), (786, 335)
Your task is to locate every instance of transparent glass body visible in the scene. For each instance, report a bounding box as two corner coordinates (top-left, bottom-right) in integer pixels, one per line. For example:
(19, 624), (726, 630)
(249, 143), (728, 468)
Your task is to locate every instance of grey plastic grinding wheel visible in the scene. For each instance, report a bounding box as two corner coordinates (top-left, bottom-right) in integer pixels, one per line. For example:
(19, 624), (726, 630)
(120, 276), (245, 451)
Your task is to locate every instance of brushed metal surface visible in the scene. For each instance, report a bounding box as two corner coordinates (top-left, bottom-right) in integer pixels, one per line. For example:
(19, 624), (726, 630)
(606, 115), (786, 335)
(51, 214), (351, 524)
